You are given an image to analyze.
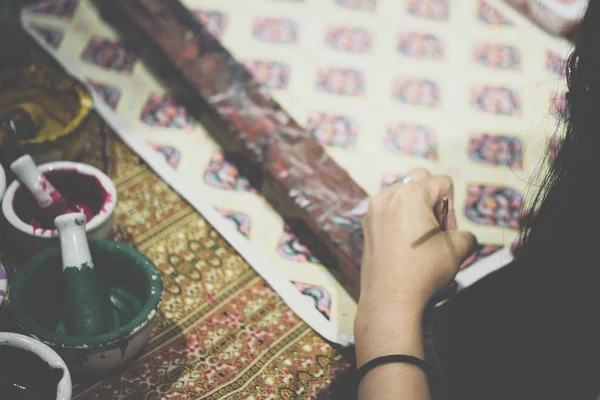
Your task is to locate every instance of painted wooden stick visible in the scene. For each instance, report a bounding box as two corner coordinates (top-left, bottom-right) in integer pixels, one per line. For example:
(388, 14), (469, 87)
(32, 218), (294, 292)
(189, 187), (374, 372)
(55, 213), (106, 336)
(10, 154), (77, 226)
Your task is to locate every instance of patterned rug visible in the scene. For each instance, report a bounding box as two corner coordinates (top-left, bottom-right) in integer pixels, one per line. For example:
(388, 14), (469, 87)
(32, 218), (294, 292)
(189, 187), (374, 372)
(78, 114), (353, 398)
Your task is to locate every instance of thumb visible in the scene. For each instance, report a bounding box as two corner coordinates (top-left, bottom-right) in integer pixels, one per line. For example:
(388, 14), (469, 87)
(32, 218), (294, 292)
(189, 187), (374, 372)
(449, 231), (478, 264)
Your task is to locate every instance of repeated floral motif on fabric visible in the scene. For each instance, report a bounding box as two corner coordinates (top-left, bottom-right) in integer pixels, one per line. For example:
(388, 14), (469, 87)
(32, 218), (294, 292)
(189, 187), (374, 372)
(393, 78), (440, 107)
(293, 281), (333, 320)
(465, 184), (522, 229)
(398, 32), (444, 59)
(191, 10), (229, 39)
(325, 27), (373, 53)
(29, 0), (79, 19)
(477, 0), (514, 25)
(468, 133), (523, 169)
(243, 60), (291, 90)
(216, 209), (252, 238)
(316, 68), (365, 96)
(278, 224), (322, 264)
(81, 37), (139, 73)
(253, 18), (299, 44)
(31, 25), (64, 49)
(87, 80), (121, 110)
(474, 43), (521, 70)
(407, 0), (451, 21)
(306, 112), (358, 149)
(334, 0), (377, 11)
(472, 85), (521, 116)
(203, 152), (256, 192)
(148, 143), (182, 169)
(385, 123), (438, 160)
(140, 94), (196, 130)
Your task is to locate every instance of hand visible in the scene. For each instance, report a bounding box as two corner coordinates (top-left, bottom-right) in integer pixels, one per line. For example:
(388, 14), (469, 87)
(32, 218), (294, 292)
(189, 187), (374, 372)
(355, 169), (477, 334)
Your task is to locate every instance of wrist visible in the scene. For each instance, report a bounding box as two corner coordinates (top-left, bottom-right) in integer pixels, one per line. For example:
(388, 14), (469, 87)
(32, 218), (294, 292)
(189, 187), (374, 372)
(354, 305), (425, 367)
(354, 295), (426, 333)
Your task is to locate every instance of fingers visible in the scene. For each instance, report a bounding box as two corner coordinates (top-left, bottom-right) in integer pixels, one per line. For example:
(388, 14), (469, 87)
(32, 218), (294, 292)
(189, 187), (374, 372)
(372, 169), (458, 230)
(425, 175), (457, 230)
(419, 175), (454, 208)
(446, 207), (458, 231)
(384, 172), (453, 210)
(404, 168), (431, 182)
(448, 231), (478, 263)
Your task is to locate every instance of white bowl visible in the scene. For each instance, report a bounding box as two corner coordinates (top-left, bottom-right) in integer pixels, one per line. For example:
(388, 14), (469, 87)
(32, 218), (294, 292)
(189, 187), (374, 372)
(1, 161), (117, 253)
(10, 241), (163, 375)
(0, 163), (6, 202)
(0, 332), (72, 400)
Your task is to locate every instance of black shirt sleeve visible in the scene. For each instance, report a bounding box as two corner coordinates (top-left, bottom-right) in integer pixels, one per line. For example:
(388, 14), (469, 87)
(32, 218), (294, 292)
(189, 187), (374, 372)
(443, 261), (526, 399)
(440, 260), (600, 400)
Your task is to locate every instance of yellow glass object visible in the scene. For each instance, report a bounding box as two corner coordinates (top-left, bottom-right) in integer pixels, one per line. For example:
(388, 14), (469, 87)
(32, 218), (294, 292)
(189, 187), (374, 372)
(0, 65), (93, 163)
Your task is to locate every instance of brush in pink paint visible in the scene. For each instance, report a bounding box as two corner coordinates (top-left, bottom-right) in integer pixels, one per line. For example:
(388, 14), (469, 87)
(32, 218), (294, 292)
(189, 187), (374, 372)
(10, 155), (80, 227)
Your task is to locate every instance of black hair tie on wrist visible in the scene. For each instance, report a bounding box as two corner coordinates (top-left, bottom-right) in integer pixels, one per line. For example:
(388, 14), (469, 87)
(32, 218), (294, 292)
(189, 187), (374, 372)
(357, 354), (433, 388)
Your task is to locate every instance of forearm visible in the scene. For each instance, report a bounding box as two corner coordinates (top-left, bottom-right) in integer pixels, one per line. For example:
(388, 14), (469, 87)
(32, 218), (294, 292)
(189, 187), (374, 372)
(355, 306), (430, 400)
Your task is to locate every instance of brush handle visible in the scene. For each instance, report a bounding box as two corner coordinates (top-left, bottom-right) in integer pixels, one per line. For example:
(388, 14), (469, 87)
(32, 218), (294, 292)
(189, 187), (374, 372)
(55, 213), (106, 336)
(11, 155), (65, 209)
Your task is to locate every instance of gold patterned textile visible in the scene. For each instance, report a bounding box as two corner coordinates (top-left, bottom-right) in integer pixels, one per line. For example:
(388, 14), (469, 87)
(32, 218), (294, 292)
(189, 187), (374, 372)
(76, 117), (351, 399)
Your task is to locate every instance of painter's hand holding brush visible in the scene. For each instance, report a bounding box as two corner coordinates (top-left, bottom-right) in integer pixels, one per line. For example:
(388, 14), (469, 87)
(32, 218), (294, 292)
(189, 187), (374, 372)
(354, 168), (476, 400)
(357, 169), (476, 316)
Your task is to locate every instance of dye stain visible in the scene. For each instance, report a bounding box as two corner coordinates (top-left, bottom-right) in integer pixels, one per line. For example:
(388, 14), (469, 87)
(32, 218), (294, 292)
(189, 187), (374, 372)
(13, 168), (110, 232)
(0, 345), (64, 400)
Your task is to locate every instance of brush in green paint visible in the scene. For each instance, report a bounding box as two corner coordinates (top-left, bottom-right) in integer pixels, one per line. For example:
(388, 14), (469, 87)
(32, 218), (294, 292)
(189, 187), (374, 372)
(54, 212), (106, 336)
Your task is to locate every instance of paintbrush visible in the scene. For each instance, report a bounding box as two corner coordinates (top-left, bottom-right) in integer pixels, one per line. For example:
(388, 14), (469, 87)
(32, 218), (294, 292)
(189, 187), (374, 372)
(441, 197), (449, 231)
